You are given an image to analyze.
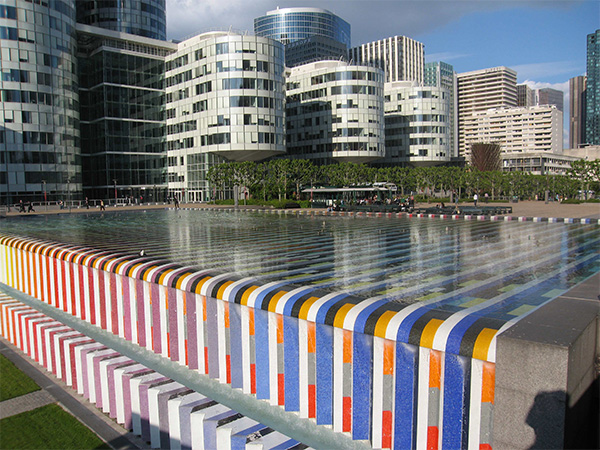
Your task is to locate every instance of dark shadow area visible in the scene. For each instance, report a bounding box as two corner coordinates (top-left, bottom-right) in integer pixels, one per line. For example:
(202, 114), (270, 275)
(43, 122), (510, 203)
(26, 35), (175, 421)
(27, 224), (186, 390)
(526, 379), (599, 449)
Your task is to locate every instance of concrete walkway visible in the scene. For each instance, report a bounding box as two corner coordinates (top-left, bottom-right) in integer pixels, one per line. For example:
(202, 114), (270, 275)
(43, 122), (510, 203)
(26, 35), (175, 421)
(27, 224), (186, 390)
(0, 338), (149, 449)
(2, 199), (599, 219)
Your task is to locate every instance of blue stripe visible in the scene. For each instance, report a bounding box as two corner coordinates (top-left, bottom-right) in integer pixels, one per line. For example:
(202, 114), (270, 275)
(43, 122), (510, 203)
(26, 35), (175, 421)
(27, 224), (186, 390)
(353, 299), (389, 333)
(315, 293), (348, 324)
(254, 308), (270, 400)
(352, 332), (373, 440)
(315, 322), (333, 425)
(229, 303), (243, 389)
(253, 283), (288, 310)
(283, 316), (300, 411)
(282, 288), (314, 316)
(394, 342), (418, 449)
(442, 353), (470, 449)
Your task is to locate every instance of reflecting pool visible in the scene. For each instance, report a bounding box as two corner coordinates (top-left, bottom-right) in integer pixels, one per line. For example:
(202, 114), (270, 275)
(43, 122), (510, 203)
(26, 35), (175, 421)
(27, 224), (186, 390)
(2, 209), (598, 326)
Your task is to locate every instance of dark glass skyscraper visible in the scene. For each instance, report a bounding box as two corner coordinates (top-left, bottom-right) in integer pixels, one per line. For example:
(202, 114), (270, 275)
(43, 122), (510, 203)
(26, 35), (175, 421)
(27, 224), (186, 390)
(76, 0), (166, 40)
(585, 29), (599, 145)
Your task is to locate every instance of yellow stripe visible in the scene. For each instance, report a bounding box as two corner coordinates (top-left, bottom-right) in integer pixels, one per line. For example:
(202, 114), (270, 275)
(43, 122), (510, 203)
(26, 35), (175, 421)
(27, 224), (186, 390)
(473, 328), (498, 361)
(142, 266), (158, 282)
(158, 268), (174, 285)
(216, 281), (234, 300)
(298, 296), (320, 321)
(175, 272), (192, 290)
(333, 303), (355, 328)
(193, 276), (212, 294)
(240, 286), (259, 306)
(267, 290), (288, 312)
(420, 318), (444, 349)
(374, 310), (398, 339)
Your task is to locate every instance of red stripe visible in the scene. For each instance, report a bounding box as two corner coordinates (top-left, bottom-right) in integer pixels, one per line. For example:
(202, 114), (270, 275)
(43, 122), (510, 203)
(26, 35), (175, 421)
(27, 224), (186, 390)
(250, 364), (256, 394)
(308, 384), (316, 418)
(479, 445), (492, 450)
(88, 267), (96, 325)
(110, 273), (118, 335)
(278, 373), (285, 406)
(382, 410), (393, 449)
(343, 397), (352, 432)
(226, 354), (232, 384)
(69, 263), (77, 315)
(427, 426), (439, 450)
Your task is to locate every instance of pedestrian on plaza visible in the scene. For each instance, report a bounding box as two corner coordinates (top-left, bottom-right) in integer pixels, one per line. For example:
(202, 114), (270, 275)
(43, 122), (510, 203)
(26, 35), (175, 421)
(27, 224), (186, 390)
(174, 197), (179, 209)
(27, 202), (35, 212)
(19, 200), (25, 213)
(100, 200), (105, 211)
(484, 193), (489, 203)
(473, 193), (478, 207)
(85, 197), (90, 209)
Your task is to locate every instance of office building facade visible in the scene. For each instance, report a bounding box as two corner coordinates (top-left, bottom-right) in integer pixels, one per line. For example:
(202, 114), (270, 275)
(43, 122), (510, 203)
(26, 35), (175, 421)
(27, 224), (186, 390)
(254, 7), (350, 67)
(349, 36), (424, 83)
(466, 105), (563, 155)
(424, 61), (458, 158)
(165, 32), (286, 202)
(285, 61), (385, 164)
(457, 67), (518, 159)
(1, 0), (80, 206)
(75, 0), (167, 41)
(569, 75), (587, 149)
(537, 87), (564, 112)
(383, 82), (452, 167)
(517, 84), (536, 107)
(78, 25), (176, 201)
(585, 29), (599, 145)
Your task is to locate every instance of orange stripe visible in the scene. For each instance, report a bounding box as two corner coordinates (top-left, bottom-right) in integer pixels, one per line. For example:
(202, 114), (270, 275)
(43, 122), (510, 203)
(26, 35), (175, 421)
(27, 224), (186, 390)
(276, 314), (283, 343)
(343, 330), (352, 363)
(481, 362), (495, 404)
(217, 281), (234, 300)
(383, 339), (394, 375)
(268, 291), (287, 312)
(473, 328), (498, 361)
(298, 296), (320, 320)
(333, 303), (354, 328)
(374, 310), (398, 339)
(224, 303), (230, 328)
(420, 318), (444, 349)
(307, 321), (316, 353)
(240, 286), (259, 306)
(202, 296), (207, 321)
(249, 308), (255, 335)
(429, 350), (441, 389)
(158, 269), (173, 286)
(193, 276), (212, 294)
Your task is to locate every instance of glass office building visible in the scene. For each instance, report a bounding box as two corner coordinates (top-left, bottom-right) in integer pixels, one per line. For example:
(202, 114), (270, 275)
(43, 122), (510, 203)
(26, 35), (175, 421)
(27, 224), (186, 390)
(78, 25), (176, 201)
(76, 0), (167, 41)
(585, 29), (599, 145)
(1, 0), (80, 207)
(254, 7), (350, 47)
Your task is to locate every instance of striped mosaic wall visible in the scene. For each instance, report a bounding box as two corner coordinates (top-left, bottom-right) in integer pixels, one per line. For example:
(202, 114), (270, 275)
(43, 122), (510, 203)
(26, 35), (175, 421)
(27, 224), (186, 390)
(0, 293), (309, 450)
(0, 234), (497, 449)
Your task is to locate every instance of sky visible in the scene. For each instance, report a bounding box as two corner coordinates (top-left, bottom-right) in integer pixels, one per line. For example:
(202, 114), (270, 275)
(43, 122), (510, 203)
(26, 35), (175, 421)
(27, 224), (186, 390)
(166, 0), (599, 145)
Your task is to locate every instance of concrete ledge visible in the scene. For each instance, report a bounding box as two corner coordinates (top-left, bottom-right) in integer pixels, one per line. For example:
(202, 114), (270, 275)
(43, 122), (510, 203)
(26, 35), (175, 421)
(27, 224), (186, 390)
(493, 272), (600, 449)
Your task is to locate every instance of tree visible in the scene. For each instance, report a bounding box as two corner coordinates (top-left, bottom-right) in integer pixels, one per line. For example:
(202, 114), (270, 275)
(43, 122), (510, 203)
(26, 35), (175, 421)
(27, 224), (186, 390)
(470, 143), (502, 172)
(567, 159), (599, 200)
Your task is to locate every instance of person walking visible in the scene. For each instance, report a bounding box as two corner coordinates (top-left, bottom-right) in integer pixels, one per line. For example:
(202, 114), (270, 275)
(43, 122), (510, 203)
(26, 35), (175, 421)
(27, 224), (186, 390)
(100, 200), (105, 211)
(473, 193), (478, 207)
(85, 197), (90, 209)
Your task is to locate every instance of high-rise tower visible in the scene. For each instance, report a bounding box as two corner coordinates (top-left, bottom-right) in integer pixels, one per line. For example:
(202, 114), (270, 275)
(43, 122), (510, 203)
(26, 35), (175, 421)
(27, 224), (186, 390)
(456, 67), (518, 158)
(569, 76), (587, 149)
(76, 0), (167, 40)
(585, 29), (599, 145)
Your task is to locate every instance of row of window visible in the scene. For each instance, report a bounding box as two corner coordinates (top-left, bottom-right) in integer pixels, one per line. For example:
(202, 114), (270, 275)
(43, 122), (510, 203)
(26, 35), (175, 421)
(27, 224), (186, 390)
(167, 131), (285, 150)
(2, 89), (55, 106)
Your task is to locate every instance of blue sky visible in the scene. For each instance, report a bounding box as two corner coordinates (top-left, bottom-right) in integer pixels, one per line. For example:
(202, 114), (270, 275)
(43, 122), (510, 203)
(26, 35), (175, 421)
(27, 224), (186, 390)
(167, 0), (597, 85)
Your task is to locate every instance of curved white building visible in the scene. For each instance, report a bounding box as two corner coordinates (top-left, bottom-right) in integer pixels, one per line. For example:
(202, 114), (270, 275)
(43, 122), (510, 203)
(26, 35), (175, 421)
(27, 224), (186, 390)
(286, 61), (385, 164)
(165, 32), (286, 202)
(383, 82), (452, 166)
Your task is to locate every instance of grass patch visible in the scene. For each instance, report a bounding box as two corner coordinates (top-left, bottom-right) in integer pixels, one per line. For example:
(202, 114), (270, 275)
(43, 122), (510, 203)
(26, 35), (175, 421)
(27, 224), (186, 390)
(0, 403), (109, 450)
(0, 354), (40, 402)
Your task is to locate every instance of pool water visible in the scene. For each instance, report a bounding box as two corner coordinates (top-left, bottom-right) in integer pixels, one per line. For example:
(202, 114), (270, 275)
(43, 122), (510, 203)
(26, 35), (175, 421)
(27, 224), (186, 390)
(1, 209), (598, 326)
